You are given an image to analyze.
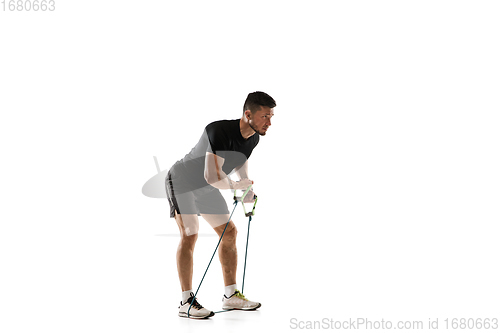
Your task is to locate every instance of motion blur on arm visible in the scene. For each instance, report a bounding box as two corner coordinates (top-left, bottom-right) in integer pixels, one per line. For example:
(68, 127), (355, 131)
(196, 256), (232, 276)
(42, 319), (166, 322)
(204, 152), (253, 191)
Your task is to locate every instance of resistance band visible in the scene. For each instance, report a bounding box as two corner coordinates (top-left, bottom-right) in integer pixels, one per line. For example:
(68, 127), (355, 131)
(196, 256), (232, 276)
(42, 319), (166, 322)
(188, 185), (257, 317)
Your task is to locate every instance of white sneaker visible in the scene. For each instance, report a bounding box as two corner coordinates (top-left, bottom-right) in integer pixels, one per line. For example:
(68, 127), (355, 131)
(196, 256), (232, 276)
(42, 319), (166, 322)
(222, 290), (261, 310)
(178, 293), (214, 319)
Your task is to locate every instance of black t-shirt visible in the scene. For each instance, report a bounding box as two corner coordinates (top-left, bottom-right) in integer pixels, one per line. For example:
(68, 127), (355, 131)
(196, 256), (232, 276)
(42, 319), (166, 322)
(171, 119), (259, 191)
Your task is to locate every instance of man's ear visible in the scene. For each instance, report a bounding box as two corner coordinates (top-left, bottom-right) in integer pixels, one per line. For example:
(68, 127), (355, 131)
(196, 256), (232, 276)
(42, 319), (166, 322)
(245, 110), (252, 120)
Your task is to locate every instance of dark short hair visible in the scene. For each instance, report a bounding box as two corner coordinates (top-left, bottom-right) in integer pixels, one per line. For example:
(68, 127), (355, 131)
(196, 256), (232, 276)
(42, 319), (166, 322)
(243, 91), (276, 114)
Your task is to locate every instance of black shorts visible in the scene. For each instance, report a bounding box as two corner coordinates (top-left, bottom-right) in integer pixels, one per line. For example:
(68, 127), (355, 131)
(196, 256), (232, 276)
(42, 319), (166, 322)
(165, 169), (230, 218)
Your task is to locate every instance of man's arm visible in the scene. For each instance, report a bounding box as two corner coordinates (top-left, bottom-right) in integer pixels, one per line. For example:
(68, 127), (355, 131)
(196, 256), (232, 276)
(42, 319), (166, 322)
(204, 152), (253, 190)
(234, 159), (256, 202)
(234, 159), (249, 180)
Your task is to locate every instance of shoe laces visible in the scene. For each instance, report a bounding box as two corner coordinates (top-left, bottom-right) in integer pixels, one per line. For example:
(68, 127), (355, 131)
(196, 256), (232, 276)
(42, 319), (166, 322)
(185, 295), (203, 310)
(233, 290), (248, 301)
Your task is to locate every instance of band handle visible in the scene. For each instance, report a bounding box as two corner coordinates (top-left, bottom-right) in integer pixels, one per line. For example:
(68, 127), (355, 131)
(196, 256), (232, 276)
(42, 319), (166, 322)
(233, 185), (258, 217)
(233, 185), (252, 202)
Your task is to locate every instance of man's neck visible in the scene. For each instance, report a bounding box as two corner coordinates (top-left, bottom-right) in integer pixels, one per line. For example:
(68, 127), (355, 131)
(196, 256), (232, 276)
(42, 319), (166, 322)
(239, 117), (255, 139)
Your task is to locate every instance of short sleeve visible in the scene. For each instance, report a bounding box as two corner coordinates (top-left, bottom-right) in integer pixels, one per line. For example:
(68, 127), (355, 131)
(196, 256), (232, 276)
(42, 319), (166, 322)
(205, 123), (228, 158)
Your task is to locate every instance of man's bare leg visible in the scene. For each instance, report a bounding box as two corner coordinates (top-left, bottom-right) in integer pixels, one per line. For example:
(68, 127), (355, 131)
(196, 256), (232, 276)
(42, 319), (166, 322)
(202, 214), (238, 287)
(175, 212), (215, 318)
(201, 214), (260, 310)
(174, 212), (199, 292)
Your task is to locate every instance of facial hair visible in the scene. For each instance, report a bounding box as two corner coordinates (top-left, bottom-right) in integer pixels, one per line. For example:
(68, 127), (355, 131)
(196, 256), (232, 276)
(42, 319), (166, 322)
(249, 120), (266, 136)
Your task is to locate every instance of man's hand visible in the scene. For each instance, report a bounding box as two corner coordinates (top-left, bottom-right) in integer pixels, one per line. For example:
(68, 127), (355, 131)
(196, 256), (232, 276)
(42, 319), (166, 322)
(243, 190), (256, 203)
(234, 178), (256, 202)
(233, 178), (253, 190)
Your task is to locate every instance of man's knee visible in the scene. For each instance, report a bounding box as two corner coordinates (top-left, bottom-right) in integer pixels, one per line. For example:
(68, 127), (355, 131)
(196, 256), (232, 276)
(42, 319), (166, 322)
(180, 233), (198, 249)
(222, 222), (237, 242)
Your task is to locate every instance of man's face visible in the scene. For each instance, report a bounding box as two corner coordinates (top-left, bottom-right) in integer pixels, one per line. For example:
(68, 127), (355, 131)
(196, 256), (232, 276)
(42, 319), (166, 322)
(248, 106), (274, 136)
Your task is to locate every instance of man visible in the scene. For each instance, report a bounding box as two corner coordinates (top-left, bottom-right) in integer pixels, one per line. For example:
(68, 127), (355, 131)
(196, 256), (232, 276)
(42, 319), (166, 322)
(165, 91), (276, 319)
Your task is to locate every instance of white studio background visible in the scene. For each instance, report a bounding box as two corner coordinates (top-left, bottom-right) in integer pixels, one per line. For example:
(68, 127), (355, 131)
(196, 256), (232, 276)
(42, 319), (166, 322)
(1, 1), (499, 332)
